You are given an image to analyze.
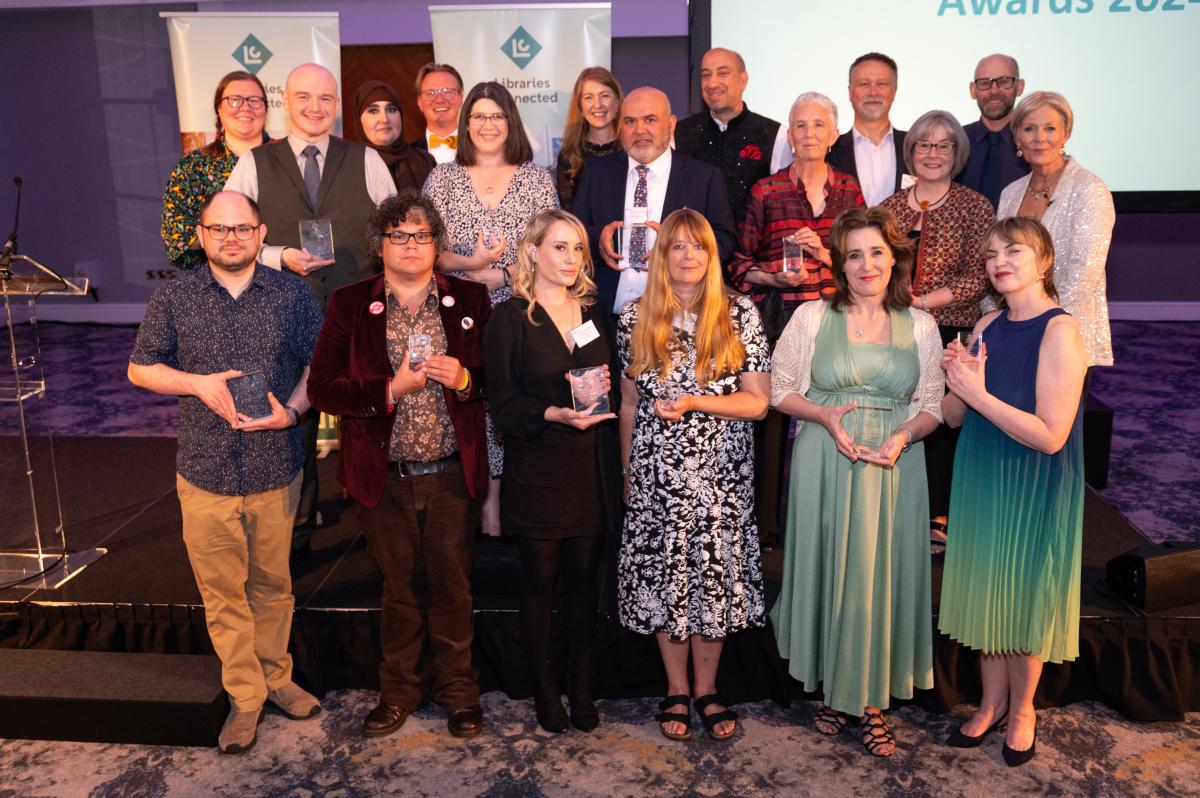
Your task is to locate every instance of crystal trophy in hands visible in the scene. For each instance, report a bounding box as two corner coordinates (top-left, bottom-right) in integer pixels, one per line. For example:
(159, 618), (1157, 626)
(298, 219), (335, 261)
(781, 235), (806, 275)
(407, 333), (432, 367)
(956, 330), (982, 362)
(844, 386), (892, 457)
(569, 366), (610, 416)
(227, 371), (271, 420)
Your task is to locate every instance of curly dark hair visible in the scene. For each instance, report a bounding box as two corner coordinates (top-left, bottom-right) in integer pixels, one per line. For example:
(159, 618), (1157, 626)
(365, 189), (448, 262)
(828, 206), (915, 312)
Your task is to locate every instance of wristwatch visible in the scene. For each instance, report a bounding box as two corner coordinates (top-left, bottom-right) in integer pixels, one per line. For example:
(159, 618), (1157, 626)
(285, 405), (301, 427)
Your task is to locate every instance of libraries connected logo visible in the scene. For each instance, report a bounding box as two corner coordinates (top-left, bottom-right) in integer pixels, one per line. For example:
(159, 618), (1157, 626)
(232, 33), (273, 75)
(500, 26), (542, 70)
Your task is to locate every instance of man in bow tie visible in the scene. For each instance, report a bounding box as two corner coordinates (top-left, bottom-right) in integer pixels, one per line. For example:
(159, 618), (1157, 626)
(412, 63), (465, 165)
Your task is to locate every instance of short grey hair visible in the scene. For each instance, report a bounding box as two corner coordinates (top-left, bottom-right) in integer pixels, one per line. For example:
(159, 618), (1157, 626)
(904, 109), (970, 176)
(789, 91), (838, 128)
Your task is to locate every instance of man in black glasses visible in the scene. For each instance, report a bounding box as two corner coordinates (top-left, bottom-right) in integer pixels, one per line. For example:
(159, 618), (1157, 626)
(956, 53), (1029, 210)
(128, 191), (325, 754)
(308, 191), (491, 740)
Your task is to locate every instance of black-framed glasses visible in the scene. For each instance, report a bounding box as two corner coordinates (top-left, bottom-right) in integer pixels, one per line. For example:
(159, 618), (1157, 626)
(468, 113), (507, 126)
(914, 141), (956, 154)
(421, 87), (462, 99)
(221, 95), (266, 111)
(201, 223), (258, 240)
(973, 76), (1017, 91)
(385, 230), (435, 245)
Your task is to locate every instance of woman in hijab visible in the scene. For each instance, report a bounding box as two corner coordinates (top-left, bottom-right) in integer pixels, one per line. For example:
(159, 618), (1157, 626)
(354, 80), (436, 193)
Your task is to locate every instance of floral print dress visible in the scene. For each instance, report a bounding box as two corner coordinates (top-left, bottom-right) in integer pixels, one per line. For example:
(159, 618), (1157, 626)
(616, 295), (769, 640)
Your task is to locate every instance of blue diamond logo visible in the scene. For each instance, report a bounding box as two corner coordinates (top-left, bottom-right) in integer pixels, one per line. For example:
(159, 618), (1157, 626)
(500, 26), (542, 70)
(232, 34), (272, 75)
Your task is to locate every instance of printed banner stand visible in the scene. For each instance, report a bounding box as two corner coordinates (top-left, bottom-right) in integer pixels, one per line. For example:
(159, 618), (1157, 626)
(162, 12), (342, 154)
(429, 3), (612, 169)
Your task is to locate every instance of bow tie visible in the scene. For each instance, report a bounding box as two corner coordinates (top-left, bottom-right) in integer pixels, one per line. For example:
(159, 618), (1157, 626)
(430, 134), (458, 149)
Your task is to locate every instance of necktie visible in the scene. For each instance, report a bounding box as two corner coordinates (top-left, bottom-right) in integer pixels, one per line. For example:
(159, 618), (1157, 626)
(302, 145), (321, 208)
(430, 134), (458, 149)
(628, 165), (649, 268)
(979, 131), (1001, 209)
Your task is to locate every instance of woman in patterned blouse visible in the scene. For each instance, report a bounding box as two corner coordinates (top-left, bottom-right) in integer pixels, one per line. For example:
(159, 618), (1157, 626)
(423, 81), (559, 534)
(161, 71), (269, 270)
(881, 109), (994, 550)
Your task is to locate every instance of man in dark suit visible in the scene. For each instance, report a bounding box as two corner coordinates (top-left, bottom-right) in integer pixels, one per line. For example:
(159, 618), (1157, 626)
(571, 86), (736, 314)
(955, 53), (1029, 210)
(307, 191), (490, 740)
(826, 52), (907, 207)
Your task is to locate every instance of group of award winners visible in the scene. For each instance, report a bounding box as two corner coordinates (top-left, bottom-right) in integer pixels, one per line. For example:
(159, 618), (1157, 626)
(144, 44), (1111, 763)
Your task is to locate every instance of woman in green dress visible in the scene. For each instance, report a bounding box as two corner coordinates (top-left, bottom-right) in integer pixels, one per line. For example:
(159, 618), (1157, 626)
(939, 217), (1087, 767)
(769, 206), (944, 757)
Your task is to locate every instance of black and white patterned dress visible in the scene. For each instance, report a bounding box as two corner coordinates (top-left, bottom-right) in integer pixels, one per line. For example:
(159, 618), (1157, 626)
(616, 295), (769, 640)
(423, 160), (559, 477)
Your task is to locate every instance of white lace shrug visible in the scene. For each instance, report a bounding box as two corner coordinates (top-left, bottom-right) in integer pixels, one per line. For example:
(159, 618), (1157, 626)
(769, 300), (945, 430)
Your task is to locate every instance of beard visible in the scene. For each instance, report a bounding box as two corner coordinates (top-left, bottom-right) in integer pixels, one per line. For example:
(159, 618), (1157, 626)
(208, 246), (257, 272)
(979, 97), (1014, 121)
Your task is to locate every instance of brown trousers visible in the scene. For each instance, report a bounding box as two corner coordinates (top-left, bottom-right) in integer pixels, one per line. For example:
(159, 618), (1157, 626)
(177, 471), (302, 711)
(359, 467), (480, 712)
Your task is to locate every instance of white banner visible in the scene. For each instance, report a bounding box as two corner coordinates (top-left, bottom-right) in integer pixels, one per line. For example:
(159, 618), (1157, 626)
(162, 12), (342, 153)
(429, 3), (612, 169)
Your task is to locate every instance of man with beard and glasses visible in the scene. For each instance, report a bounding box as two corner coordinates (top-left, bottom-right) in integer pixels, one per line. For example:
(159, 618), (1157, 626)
(128, 191), (324, 754)
(955, 53), (1030, 210)
(826, 53), (907, 208)
(571, 87), (736, 315)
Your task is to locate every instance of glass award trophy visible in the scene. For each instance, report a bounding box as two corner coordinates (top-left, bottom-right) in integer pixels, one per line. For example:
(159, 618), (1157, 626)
(781, 235), (806, 275)
(407, 333), (432, 366)
(227, 371), (271, 420)
(845, 387), (892, 456)
(569, 366), (610, 416)
(298, 219), (335, 261)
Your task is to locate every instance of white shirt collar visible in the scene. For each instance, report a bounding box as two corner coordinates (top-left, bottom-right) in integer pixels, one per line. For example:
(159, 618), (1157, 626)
(628, 147), (673, 179)
(287, 133), (331, 158)
(851, 126), (894, 147)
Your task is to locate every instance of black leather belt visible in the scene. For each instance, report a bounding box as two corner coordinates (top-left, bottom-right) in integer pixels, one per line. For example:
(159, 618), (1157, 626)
(387, 452), (460, 477)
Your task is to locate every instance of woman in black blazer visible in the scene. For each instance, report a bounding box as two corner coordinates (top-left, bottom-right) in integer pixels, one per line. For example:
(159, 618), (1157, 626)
(483, 208), (621, 734)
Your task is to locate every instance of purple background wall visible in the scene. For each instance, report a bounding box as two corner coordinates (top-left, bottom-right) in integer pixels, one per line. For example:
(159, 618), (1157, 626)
(0, 1), (1195, 320)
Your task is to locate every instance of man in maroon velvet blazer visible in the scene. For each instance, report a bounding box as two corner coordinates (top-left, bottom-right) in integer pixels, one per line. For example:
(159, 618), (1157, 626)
(307, 191), (490, 739)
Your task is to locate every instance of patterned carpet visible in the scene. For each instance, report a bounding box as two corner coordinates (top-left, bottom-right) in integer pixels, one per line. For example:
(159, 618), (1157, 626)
(0, 691), (1197, 797)
(4, 320), (1196, 543)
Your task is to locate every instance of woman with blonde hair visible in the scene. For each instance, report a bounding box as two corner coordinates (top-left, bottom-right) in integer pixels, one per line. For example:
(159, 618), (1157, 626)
(616, 208), (770, 742)
(483, 208), (621, 734)
(556, 67), (623, 206)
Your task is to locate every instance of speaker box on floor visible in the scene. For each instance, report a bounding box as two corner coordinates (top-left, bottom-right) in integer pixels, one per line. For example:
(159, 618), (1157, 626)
(1105, 541), (1200, 612)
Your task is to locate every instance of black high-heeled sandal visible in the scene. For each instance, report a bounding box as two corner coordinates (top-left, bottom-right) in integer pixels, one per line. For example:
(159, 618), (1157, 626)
(813, 704), (847, 736)
(694, 694), (738, 742)
(945, 709), (1008, 748)
(656, 695), (692, 741)
(861, 709), (895, 758)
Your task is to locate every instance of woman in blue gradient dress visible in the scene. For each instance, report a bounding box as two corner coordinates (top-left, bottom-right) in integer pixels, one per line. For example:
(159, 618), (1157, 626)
(938, 216), (1087, 768)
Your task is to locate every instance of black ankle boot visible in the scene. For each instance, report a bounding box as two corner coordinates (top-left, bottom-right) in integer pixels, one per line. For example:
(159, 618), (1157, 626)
(566, 661), (599, 732)
(533, 664), (568, 733)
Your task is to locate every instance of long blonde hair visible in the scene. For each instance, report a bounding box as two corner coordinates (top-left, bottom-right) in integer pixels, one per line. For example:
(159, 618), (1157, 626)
(511, 209), (597, 323)
(627, 208), (744, 387)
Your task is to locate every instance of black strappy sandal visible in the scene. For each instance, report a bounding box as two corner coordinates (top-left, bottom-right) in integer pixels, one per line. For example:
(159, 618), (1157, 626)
(813, 704), (847, 736)
(861, 709), (896, 758)
(694, 694), (738, 742)
(656, 694), (693, 741)
(930, 519), (948, 555)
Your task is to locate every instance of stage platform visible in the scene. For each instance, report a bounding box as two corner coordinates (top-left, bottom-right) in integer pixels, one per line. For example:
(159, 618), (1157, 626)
(1, 436), (1196, 722)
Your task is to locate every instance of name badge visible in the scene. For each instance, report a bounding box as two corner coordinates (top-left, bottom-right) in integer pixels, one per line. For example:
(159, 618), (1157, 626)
(570, 320), (600, 348)
(624, 206), (649, 226)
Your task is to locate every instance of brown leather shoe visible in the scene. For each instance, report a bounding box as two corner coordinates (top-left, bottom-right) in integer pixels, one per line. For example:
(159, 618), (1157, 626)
(447, 704), (484, 738)
(362, 702), (409, 737)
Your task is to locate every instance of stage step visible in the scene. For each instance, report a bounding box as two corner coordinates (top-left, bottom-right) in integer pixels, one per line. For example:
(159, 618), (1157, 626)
(0, 650), (227, 746)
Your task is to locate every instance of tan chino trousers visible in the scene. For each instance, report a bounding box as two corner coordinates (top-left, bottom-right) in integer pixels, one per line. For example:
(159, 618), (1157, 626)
(177, 471), (302, 711)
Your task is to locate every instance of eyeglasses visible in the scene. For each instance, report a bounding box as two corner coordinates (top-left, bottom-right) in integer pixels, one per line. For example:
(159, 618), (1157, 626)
(384, 231), (435, 245)
(973, 76), (1018, 91)
(421, 87), (462, 99)
(468, 113), (507, 126)
(221, 95), (266, 111)
(914, 141), (955, 154)
(201, 223), (258, 240)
